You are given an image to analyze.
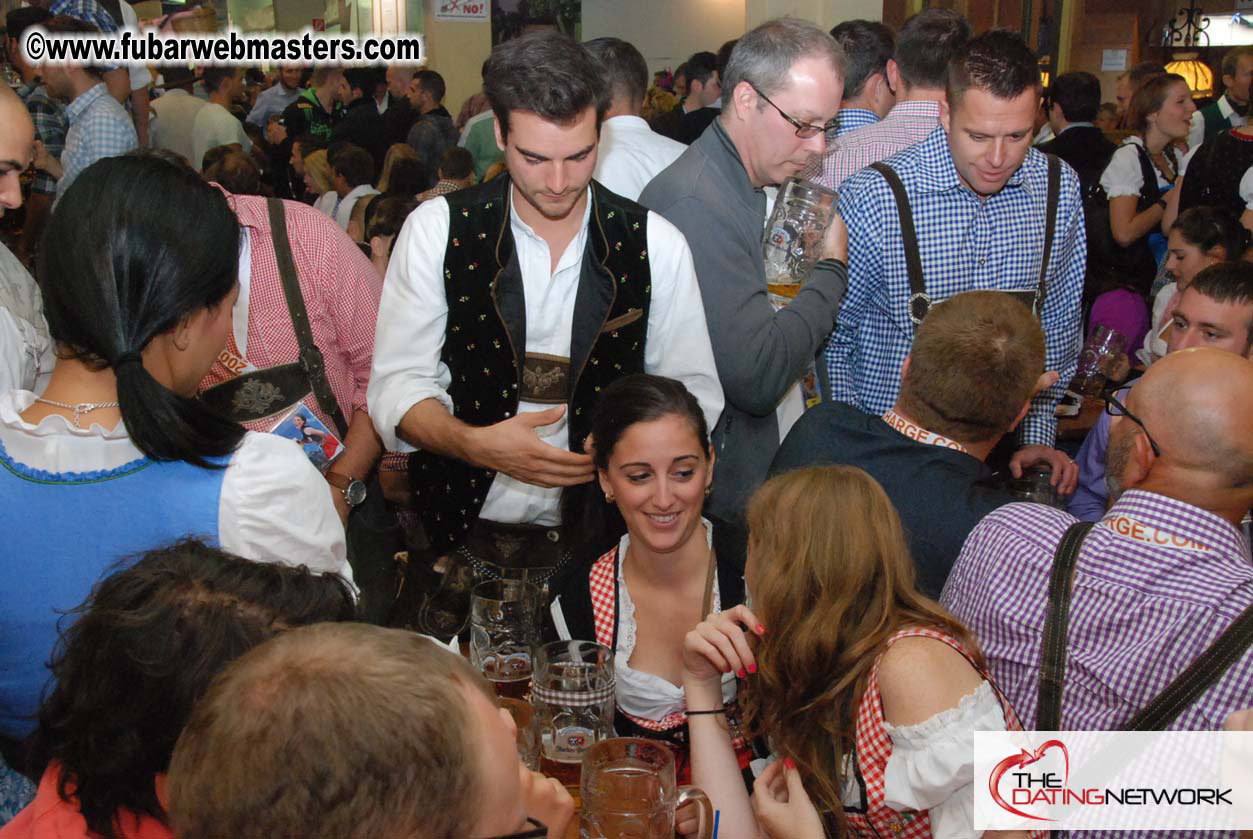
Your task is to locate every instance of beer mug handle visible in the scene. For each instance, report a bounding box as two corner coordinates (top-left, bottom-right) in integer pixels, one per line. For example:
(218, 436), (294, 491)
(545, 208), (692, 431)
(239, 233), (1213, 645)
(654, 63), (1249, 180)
(675, 786), (715, 839)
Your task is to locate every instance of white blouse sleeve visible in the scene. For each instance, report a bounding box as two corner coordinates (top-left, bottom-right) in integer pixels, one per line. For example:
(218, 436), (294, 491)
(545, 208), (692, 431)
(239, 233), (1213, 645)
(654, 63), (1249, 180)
(1239, 166), (1253, 211)
(1100, 143), (1147, 199)
(881, 680), (1008, 839)
(218, 431), (352, 582)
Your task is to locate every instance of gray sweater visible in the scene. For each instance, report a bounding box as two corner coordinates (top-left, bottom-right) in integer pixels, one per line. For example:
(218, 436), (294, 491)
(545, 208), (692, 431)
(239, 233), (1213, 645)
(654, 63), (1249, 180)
(640, 119), (847, 520)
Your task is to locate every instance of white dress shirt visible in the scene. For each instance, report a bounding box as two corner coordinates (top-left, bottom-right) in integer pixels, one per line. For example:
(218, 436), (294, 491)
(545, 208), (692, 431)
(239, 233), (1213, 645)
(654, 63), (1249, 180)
(150, 88), (207, 165)
(369, 188), (723, 526)
(594, 115), (686, 201)
(1187, 93), (1247, 150)
(0, 244), (53, 396)
(0, 390), (351, 579)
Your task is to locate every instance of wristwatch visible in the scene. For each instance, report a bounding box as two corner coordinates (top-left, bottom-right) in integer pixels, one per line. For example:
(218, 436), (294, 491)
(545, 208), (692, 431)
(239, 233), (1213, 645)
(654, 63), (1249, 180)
(325, 472), (367, 508)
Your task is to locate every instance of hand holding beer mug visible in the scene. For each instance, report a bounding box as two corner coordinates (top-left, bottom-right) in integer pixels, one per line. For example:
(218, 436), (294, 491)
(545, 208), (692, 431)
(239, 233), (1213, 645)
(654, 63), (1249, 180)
(580, 738), (714, 839)
(763, 178), (838, 309)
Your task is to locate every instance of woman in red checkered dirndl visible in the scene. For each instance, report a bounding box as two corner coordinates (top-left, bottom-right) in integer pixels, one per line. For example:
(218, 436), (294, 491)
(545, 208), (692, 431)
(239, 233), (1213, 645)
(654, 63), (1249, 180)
(679, 466), (1038, 839)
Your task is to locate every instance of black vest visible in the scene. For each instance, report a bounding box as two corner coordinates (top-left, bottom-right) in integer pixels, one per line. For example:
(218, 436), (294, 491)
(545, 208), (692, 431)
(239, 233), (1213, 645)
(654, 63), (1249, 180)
(410, 177), (653, 552)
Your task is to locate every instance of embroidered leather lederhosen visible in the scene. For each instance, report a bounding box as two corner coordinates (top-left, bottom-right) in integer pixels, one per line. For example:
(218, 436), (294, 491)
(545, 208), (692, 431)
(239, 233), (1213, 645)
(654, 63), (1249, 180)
(199, 198), (349, 438)
(409, 177), (653, 553)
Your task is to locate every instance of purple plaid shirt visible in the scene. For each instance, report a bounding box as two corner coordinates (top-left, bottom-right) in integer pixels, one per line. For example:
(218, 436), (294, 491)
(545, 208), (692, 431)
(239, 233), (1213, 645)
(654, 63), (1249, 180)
(942, 490), (1253, 733)
(805, 99), (940, 190)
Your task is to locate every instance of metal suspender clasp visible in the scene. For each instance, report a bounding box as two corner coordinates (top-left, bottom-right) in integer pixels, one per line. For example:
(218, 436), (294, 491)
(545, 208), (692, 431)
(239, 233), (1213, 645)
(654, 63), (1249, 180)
(908, 291), (931, 326)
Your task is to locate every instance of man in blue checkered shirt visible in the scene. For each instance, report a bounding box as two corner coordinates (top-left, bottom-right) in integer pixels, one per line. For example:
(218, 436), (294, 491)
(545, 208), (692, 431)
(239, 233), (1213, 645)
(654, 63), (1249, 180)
(830, 29), (1085, 490)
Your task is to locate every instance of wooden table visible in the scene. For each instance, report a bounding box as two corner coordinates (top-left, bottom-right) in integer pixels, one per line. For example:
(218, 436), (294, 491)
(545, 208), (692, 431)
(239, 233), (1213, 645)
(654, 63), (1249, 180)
(1057, 396), (1103, 442)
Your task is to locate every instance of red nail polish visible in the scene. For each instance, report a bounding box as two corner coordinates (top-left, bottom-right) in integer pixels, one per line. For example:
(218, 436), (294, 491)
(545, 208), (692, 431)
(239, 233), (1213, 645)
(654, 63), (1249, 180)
(736, 668), (746, 678)
(748, 663), (757, 674)
(783, 757), (796, 770)
(756, 624), (766, 634)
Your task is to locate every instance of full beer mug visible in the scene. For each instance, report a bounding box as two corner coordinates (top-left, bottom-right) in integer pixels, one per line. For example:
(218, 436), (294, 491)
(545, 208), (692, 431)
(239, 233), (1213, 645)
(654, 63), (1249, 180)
(763, 177), (837, 308)
(532, 641), (616, 787)
(579, 738), (714, 839)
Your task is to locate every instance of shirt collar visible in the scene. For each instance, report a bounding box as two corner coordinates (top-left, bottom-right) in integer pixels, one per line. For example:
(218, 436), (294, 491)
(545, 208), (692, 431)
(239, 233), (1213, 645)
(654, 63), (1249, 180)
(1103, 489), (1249, 564)
(1057, 121), (1094, 135)
(66, 82), (108, 123)
(883, 99), (942, 124)
(508, 185), (593, 274)
(703, 117), (768, 209)
(602, 114), (650, 133)
(1220, 94), (1237, 120)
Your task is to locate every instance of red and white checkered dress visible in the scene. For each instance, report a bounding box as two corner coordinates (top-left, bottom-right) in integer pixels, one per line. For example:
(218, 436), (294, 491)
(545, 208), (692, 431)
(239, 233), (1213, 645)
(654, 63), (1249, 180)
(846, 626), (1034, 839)
(588, 547), (754, 783)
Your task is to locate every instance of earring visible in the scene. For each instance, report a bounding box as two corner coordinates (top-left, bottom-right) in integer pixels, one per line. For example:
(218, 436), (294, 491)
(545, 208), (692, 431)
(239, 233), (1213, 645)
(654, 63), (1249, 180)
(704, 487), (712, 497)
(605, 492), (616, 503)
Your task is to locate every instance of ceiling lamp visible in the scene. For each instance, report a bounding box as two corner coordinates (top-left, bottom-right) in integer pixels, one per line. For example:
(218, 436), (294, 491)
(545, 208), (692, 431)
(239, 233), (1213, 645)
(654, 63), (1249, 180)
(1165, 53), (1214, 97)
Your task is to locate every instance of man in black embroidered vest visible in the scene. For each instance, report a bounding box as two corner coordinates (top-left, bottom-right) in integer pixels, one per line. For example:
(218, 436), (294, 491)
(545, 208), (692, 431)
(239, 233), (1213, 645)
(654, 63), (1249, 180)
(368, 31), (723, 578)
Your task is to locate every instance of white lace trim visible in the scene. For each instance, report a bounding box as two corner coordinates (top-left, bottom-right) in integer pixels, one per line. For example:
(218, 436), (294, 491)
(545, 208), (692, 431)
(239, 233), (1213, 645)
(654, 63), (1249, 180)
(613, 519), (736, 721)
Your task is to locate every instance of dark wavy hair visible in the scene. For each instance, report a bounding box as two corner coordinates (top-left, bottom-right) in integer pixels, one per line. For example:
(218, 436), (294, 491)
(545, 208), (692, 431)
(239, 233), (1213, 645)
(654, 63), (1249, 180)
(1172, 206), (1252, 262)
(563, 374), (711, 557)
(38, 154), (244, 467)
(484, 30), (608, 138)
(24, 540), (357, 839)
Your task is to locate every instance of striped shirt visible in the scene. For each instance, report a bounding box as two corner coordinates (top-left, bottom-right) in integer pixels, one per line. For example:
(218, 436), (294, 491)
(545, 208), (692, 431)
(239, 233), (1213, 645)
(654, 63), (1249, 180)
(808, 99), (941, 189)
(827, 126), (1085, 448)
(942, 490), (1253, 733)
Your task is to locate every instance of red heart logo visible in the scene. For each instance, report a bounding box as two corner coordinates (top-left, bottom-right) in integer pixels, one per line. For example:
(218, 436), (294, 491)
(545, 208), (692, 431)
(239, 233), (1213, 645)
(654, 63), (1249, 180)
(989, 739), (1069, 822)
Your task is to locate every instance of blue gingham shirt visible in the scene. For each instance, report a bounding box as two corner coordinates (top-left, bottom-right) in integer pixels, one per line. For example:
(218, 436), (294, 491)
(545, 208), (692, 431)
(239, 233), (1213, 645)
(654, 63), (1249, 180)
(828, 126), (1086, 447)
(49, 0), (117, 30)
(57, 83), (138, 203)
(833, 107), (879, 138)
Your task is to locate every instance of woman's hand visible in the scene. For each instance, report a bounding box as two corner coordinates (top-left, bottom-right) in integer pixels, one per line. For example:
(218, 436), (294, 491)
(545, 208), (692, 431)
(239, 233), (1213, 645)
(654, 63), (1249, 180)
(753, 758), (826, 839)
(682, 604), (765, 689)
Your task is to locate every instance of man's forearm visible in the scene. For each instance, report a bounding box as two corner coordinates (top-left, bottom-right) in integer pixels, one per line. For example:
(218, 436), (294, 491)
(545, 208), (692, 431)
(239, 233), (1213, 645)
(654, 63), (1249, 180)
(396, 397), (480, 465)
(130, 87), (149, 147)
(330, 409), (383, 480)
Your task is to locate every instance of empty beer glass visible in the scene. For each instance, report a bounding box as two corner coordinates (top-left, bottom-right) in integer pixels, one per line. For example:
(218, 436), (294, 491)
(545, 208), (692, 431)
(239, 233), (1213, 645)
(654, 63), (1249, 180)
(580, 738), (714, 839)
(470, 580), (540, 700)
(532, 641), (616, 787)
(763, 177), (837, 308)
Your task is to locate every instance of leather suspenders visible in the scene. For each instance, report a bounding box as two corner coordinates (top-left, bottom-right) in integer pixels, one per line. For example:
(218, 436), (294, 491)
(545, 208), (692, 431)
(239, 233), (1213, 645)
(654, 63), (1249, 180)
(1037, 521), (1253, 731)
(869, 154), (1062, 324)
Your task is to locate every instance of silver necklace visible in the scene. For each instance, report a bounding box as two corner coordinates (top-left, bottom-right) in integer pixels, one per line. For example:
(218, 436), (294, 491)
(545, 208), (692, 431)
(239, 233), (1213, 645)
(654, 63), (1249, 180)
(33, 397), (121, 428)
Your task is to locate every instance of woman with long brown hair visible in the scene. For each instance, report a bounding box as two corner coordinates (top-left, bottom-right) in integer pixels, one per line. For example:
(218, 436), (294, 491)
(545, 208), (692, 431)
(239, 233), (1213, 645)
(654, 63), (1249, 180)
(682, 466), (1031, 839)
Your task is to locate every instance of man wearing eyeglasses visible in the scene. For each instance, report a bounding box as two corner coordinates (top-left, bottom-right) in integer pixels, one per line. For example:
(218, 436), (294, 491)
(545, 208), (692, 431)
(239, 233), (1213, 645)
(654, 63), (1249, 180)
(640, 18), (847, 521)
(1069, 261), (1253, 520)
(830, 29), (1087, 499)
(943, 347), (1253, 734)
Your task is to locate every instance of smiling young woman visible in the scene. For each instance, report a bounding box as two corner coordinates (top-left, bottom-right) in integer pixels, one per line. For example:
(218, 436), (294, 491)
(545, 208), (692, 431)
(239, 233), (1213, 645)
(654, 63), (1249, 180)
(547, 374), (755, 784)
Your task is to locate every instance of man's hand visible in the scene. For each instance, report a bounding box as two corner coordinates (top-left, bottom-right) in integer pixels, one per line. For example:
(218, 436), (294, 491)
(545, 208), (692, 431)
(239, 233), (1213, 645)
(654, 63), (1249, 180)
(1010, 444), (1078, 495)
(31, 140), (61, 179)
(465, 405), (594, 488)
(518, 765), (574, 839)
(266, 117), (288, 145)
(821, 210), (848, 264)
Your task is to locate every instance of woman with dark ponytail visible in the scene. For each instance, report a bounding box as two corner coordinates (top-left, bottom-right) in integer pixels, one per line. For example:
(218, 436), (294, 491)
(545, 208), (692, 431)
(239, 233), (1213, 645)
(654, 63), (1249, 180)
(0, 155), (351, 763)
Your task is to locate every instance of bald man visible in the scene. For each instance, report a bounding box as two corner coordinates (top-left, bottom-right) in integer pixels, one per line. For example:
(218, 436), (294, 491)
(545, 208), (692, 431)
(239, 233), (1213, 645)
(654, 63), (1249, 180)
(0, 86), (54, 395)
(943, 347), (1253, 731)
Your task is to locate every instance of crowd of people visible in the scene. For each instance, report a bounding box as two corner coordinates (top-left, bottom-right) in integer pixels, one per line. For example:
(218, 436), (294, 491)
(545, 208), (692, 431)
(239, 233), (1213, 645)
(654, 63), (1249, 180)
(2, 2), (1253, 838)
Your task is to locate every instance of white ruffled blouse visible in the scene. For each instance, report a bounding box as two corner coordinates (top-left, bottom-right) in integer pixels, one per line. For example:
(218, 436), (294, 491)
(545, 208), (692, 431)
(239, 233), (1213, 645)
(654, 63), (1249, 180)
(0, 389), (351, 579)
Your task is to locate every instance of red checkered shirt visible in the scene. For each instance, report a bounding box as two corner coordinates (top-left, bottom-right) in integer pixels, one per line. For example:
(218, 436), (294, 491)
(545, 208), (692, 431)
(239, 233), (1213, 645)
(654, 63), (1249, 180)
(199, 191), (384, 448)
(805, 100), (941, 190)
(848, 627), (1038, 839)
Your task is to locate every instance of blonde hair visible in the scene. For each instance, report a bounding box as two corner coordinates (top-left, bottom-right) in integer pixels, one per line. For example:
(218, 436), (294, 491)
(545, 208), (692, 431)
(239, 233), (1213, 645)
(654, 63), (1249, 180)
(741, 466), (983, 833)
(377, 143), (418, 193)
(302, 149), (333, 193)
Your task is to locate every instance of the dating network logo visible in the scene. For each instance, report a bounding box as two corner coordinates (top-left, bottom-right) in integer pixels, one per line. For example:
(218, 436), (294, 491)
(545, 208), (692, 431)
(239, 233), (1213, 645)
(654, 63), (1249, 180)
(989, 739), (1070, 821)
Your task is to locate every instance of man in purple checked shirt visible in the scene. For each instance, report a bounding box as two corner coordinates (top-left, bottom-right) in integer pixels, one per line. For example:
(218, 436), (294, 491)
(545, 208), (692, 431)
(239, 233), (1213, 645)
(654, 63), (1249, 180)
(943, 347), (1253, 735)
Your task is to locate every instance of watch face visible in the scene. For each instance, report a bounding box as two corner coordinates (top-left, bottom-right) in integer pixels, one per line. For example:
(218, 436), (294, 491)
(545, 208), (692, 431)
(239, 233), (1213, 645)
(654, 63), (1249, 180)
(345, 480), (368, 507)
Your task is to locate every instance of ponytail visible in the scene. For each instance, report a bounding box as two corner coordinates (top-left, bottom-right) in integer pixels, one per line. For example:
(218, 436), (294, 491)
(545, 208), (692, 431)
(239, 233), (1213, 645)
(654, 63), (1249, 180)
(39, 154), (246, 467)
